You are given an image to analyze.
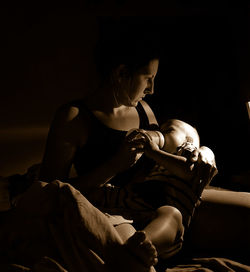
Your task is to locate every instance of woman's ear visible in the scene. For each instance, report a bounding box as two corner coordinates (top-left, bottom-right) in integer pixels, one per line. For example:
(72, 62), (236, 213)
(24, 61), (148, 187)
(115, 64), (130, 82)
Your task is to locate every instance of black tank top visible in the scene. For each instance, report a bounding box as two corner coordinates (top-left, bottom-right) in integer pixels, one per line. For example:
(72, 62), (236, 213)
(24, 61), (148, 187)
(73, 101), (158, 187)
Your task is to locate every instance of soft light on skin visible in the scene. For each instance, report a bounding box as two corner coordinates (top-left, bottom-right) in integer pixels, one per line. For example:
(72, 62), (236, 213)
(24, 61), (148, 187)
(120, 59), (159, 107)
(246, 101), (250, 120)
(161, 120), (200, 154)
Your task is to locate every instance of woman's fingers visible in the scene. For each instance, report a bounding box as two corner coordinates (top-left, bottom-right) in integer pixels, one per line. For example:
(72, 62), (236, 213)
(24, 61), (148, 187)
(197, 152), (218, 186)
(126, 129), (152, 143)
(126, 129), (146, 142)
(125, 129), (153, 153)
(190, 149), (199, 163)
(127, 138), (146, 150)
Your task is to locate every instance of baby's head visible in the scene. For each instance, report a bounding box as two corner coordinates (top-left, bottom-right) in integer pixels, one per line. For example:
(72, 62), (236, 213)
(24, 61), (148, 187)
(160, 119), (200, 154)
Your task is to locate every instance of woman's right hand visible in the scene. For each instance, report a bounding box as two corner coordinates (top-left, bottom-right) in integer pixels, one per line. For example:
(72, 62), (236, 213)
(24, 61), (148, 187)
(111, 130), (146, 172)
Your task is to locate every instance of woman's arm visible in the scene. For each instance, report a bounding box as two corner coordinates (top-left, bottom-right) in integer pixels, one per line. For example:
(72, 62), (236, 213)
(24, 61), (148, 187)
(127, 128), (195, 181)
(69, 144), (139, 193)
(39, 104), (81, 182)
(145, 144), (195, 181)
(143, 140), (218, 184)
(39, 103), (142, 193)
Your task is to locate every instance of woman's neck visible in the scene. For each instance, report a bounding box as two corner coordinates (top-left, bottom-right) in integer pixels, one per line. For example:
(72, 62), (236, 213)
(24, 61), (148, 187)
(85, 85), (126, 114)
(84, 85), (140, 130)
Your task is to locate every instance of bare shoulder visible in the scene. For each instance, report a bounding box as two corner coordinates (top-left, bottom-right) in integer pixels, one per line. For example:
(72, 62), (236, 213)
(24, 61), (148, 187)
(140, 100), (158, 126)
(54, 101), (81, 123)
(49, 100), (90, 145)
(53, 100), (89, 125)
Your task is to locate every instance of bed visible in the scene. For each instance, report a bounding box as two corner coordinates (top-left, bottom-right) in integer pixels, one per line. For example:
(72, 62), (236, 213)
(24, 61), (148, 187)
(0, 128), (250, 272)
(0, 169), (250, 272)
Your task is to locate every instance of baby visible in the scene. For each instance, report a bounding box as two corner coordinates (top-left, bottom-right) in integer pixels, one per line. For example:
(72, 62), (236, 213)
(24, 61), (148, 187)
(129, 119), (217, 228)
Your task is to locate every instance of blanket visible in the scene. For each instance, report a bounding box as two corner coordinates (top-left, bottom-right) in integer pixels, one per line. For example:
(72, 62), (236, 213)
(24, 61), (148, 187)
(166, 257), (250, 272)
(0, 176), (250, 272)
(0, 180), (122, 272)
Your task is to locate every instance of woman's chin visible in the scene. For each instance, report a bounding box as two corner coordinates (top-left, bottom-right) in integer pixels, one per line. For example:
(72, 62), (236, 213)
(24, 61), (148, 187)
(130, 98), (144, 107)
(125, 100), (138, 107)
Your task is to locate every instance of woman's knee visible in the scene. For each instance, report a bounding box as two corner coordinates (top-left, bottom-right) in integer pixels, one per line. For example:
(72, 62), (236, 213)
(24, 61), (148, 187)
(156, 206), (183, 225)
(156, 206), (184, 236)
(154, 206), (184, 258)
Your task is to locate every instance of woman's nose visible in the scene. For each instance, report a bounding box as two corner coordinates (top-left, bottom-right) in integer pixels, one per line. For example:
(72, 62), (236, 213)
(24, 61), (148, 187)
(146, 79), (154, 94)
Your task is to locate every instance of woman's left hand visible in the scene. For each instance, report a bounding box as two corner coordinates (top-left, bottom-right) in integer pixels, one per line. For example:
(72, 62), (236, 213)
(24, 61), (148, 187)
(194, 146), (218, 187)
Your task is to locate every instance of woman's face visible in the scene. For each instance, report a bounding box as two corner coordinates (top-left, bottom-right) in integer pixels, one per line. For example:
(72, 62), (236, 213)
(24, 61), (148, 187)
(119, 59), (159, 107)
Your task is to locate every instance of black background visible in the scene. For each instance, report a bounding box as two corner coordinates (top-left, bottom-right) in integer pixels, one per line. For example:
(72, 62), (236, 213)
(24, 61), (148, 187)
(1, 1), (249, 187)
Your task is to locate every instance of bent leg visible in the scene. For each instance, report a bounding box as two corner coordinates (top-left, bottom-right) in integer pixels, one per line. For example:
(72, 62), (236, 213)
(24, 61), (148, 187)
(143, 206), (184, 259)
(184, 188), (250, 264)
(57, 181), (158, 271)
(5, 180), (158, 272)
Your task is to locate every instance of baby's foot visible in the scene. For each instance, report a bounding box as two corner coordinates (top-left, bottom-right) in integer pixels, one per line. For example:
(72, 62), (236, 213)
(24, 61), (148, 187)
(125, 231), (158, 268)
(105, 231), (158, 272)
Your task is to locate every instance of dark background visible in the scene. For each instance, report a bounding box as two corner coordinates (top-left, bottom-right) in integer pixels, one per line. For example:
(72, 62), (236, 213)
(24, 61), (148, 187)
(0, 2), (249, 189)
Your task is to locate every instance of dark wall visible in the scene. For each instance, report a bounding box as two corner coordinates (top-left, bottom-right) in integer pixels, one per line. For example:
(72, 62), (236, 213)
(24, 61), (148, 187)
(1, 5), (249, 185)
(146, 10), (250, 185)
(0, 8), (98, 128)
(0, 7), (99, 175)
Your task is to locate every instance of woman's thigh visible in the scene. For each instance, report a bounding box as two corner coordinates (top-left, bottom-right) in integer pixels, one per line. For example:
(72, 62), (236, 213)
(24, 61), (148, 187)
(184, 188), (250, 261)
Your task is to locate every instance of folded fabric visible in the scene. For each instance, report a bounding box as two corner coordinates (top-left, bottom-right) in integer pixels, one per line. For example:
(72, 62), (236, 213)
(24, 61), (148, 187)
(166, 257), (250, 272)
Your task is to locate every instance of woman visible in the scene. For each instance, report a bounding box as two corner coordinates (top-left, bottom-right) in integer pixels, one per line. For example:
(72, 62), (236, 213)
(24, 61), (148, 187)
(39, 30), (185, 267)
(39, 20), (250, 268)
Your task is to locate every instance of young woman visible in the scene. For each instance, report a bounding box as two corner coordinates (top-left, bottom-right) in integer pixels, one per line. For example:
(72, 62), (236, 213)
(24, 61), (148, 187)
(39, 39), (185, 266)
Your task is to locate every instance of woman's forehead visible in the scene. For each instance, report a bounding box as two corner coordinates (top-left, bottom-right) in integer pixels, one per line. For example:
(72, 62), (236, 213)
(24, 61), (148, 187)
(139, 59), (159, 74)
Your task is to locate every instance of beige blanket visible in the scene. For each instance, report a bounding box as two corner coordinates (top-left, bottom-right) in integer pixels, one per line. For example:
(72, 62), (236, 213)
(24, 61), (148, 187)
(0, 179), (250, 272)
(0, 180), (119, 271)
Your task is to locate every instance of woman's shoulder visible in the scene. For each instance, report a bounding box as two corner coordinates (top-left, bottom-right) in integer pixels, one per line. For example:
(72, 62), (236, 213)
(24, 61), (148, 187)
(47, 99), (91, 147)
(54, 99), (91, 123)
(49, 99), (92, 138)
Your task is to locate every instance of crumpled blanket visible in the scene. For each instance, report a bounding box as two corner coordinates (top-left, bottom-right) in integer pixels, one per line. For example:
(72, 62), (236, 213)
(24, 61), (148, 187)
(166, 257), (250, 272)
(0, 180), (122, 272)
(0, 178), (250, 272)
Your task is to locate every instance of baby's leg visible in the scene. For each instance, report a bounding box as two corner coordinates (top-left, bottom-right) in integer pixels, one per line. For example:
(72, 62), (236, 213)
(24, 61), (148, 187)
(143, 205), (184, 259)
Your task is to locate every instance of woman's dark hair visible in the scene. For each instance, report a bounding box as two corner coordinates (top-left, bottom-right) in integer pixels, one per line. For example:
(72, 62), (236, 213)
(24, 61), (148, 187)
(95, 17), (161, 80)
